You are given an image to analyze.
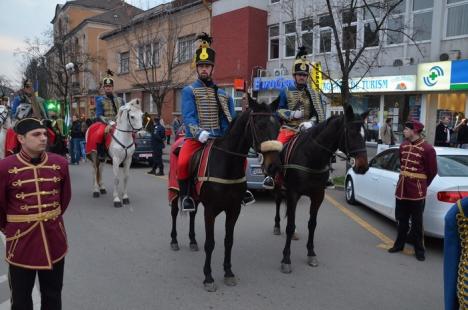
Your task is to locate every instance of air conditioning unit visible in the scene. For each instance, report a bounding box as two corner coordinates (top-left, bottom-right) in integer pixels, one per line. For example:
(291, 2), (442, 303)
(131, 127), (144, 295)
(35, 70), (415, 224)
(402, 57), (414, 65)
(258, 69), (268, 77)
(440, 50), (462, 61)
(273, 68), (288, 77)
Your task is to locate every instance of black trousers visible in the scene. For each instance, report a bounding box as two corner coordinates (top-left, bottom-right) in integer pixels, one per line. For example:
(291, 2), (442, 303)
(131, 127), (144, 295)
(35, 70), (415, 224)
(9, 259), (64, 310)
(394, 199), (425, 254)
(151, 149), (163, 172)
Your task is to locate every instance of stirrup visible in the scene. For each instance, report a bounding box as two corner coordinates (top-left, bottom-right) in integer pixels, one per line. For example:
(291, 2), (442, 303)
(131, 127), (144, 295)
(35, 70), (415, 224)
(242, 190), (256, 206)
(262, 176), (275, 190)
(181, 196), (196, 212)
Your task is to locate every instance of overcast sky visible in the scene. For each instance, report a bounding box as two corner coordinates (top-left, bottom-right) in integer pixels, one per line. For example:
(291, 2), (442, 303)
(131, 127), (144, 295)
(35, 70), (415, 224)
(0, 0), (169, 88)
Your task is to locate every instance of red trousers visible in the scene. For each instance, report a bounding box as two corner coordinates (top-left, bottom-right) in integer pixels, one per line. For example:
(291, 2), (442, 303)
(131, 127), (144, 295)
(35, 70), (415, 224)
(277, 128), (296, 144)
(177, 139), (203, 180)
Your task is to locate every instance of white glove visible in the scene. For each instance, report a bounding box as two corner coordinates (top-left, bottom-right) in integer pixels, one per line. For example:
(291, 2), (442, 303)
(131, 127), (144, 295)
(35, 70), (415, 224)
(198, 130), (210, 143)
(108, 120), (116, 126)
(299, 121), (313, 131)
(291, 110), (303, 119)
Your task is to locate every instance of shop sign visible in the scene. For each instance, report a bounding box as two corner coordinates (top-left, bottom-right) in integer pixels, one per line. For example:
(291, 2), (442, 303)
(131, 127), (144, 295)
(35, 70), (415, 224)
(450, 59), (468, 90)
(253, 76), (294, 91)
(322, 75), (416, 93)
(417, 61), (452, 91)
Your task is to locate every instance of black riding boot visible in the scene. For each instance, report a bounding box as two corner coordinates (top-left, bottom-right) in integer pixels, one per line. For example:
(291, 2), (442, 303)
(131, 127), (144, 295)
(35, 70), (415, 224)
(179, 179), (196, 212)
(97, 143), (107, 161)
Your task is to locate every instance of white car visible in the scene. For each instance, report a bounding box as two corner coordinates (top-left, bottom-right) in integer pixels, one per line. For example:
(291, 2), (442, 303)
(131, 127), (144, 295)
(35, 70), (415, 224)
(345, 147), (468, 238)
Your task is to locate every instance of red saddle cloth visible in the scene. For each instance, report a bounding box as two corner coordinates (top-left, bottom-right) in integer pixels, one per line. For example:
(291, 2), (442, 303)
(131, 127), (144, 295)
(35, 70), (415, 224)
(5, 128), (56, 156)
(85, 122), (116, 154)
(275, 134), (300, 187)
(167, 138), (214, 205)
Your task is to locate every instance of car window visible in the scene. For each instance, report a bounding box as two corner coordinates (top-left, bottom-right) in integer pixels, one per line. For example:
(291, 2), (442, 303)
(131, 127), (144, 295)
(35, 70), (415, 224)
(370, 149), (398, 171)
(437, 155), (468, 177)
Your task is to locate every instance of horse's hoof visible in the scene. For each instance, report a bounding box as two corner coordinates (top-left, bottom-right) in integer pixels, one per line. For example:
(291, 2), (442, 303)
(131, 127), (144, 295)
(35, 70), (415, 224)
(281, 263), (292, 274)
(93, 192), (100, 198)
(170, 243), (180, 251)
(307, 256), (319, 267)
(224, 277), (237, 286)
(100, 189), (107, 194)
(292, 232), (299, 240)
(114, 201), (123, 208)
(203, 282), (217, 292)
(189, 243), (199, 252)
(122, 198), (130, 205)
(273, 227), (281, 235)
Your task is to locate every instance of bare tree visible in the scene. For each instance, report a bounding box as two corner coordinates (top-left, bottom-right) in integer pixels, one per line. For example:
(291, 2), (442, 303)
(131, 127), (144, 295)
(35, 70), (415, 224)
(121, 2), (200, 115)
(279, 0), (417, 107)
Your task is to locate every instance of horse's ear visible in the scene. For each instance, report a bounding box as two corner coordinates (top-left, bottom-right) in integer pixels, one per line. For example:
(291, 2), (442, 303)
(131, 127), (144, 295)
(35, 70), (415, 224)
(270, 95), (280, 112)
(247, 93), (258, 110)
(344, 104), (354, 121)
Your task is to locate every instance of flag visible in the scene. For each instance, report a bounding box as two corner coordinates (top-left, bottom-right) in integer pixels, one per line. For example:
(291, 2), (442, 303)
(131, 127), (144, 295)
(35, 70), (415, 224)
(310, 62), (323, 92)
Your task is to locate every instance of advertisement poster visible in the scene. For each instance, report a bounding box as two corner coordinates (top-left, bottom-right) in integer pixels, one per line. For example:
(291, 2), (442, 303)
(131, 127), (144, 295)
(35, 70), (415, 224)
(408, 95), (421, 122)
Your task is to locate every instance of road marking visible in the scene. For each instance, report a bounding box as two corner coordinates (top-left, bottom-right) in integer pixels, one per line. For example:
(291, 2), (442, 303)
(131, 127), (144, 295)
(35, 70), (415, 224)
(325, 194), (414, 256)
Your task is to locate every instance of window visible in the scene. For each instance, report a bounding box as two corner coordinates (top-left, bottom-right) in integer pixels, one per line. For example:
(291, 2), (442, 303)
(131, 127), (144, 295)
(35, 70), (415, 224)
(119, 51), (129, 74)
(319, 15), (333, 53)
(178, 35), (195, 63)
(269, 25), (279, 59)
(301, 19), (314, 53)
(137, 46), (145, 69)
(363, 3), (380, 47)
(153, 42), (160, 66)
(270, 0), (280, 3)
(284, 21), (296, 57)
(446, 0), (468, 37)
(342, 10), (357, 50)
(370, 149), (398, 171)
(137, 43), (160, 69)
(413, 0), (433, 41)
(221, 87), (243, 111)
(387, 15), (404, 44)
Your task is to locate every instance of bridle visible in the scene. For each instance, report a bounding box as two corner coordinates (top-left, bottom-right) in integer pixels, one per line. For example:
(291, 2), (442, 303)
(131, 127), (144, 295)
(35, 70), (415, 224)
(114, 108), (143, 133)
(110, 106), (143, 164)
(211, 110), (276, 158)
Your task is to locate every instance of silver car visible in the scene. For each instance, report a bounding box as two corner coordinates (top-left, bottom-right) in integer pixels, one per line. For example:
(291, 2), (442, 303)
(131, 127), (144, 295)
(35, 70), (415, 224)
(246, 149), (265, 190)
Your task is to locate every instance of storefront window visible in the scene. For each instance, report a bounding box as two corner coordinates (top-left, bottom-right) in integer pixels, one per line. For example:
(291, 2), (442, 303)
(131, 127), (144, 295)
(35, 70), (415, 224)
(383, 95), (422, 142)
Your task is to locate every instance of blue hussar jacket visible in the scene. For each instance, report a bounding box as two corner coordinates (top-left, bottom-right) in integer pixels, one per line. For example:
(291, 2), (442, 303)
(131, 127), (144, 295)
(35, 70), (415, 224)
(444, 197), (468, 310)
(276, 84), (325, 129)
(182, 79), (235, 139)
(95, 94), (123, 123)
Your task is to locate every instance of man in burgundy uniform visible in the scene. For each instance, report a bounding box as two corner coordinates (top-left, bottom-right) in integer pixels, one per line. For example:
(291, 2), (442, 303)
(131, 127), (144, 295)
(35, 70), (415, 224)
(0, 118), (71, 309)
(388, 120), (437, 261)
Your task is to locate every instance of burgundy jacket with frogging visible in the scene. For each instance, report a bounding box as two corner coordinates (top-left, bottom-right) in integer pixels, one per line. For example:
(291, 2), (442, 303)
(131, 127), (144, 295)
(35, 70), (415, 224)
(0, 151), (71, 269)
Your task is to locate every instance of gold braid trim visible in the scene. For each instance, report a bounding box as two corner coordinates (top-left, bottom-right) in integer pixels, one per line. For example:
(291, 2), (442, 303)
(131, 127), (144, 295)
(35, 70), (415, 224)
(457, 200), (468, 309)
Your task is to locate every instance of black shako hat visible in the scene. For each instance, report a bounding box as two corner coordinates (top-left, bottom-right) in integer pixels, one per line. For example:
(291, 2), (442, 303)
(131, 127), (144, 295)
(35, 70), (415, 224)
(103, 69), (114, 87)
(194, 32), (215, 66)
(292, 46), (310, 75)
(14, 118), (46, 135)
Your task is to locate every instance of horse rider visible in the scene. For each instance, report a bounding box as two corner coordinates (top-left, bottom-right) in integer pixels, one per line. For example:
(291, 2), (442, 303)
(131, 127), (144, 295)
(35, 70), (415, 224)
(11, 79), (47, 121)
(388, 120), (437, 261)
(262, 47), (326, 189)
(444, 197), (468, 310)
(86, 70), (124, 159)
(0, 117), (71, 309)
(177, 33), (255, 212)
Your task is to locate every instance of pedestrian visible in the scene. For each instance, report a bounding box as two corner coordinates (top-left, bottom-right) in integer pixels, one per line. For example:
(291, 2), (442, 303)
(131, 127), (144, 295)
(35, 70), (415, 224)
(172, 115), (181, 139)
(147, 116), (165, 175)
(455, 117), (468, 149)
(0, 118), (71, 309)
(70, 115), (85, 164)
(165, 125), (172, 145)
(388, 120), (437, 261)
(435, 116), (453, 147)
(377, 118), (396, 154)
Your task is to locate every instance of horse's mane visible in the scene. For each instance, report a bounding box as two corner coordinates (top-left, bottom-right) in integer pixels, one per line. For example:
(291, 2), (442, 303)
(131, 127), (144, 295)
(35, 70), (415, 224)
(302, 114), (342, 139)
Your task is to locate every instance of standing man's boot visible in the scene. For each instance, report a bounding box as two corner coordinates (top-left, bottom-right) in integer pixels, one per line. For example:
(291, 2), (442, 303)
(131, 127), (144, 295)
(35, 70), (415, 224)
(157, 169), (164, 176)
(179, 179), (196, 212)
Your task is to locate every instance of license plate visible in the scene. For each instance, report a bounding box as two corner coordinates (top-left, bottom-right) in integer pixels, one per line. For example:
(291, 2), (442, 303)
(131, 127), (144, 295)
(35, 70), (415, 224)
(139, 153), (152, 158)
(251, 167), (263, 175)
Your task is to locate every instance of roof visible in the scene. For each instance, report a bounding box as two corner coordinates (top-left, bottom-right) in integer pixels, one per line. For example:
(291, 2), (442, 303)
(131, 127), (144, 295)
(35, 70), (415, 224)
(51, 0), (127, 24)
(58, 3), (143, 41)
(101, 0), (202, 40)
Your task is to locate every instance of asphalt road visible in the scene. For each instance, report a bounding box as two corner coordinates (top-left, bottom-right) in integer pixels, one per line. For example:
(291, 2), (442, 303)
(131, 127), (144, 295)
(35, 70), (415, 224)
(0, 161), (443, 310)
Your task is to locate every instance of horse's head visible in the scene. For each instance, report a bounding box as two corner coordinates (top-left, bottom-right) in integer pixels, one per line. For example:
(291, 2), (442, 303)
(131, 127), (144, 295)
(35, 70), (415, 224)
(15, 103), (32, 120)
(247, 95), (282, 177)
(118, 99), (143, 131)
(0, 105), (8, 126)
(340, 104), (369, 174)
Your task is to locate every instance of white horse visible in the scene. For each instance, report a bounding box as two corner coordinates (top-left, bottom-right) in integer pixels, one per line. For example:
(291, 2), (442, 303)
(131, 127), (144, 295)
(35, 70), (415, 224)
(87, 99), (143, 208)
(0, 105), (12, 159)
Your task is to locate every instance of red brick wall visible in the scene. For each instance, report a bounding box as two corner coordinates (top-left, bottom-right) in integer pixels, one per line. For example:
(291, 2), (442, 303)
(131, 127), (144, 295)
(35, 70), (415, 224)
(212, 6), (267, 87)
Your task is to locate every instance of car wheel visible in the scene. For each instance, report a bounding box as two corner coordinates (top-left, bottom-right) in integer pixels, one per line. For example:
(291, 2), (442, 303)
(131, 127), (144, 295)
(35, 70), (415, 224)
(345, 177), (357, 205)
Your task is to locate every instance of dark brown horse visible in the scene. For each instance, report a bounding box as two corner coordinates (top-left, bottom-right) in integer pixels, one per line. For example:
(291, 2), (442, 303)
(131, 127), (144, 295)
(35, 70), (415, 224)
(170, 97), (282, 292)
(272, 104), (369, 273)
